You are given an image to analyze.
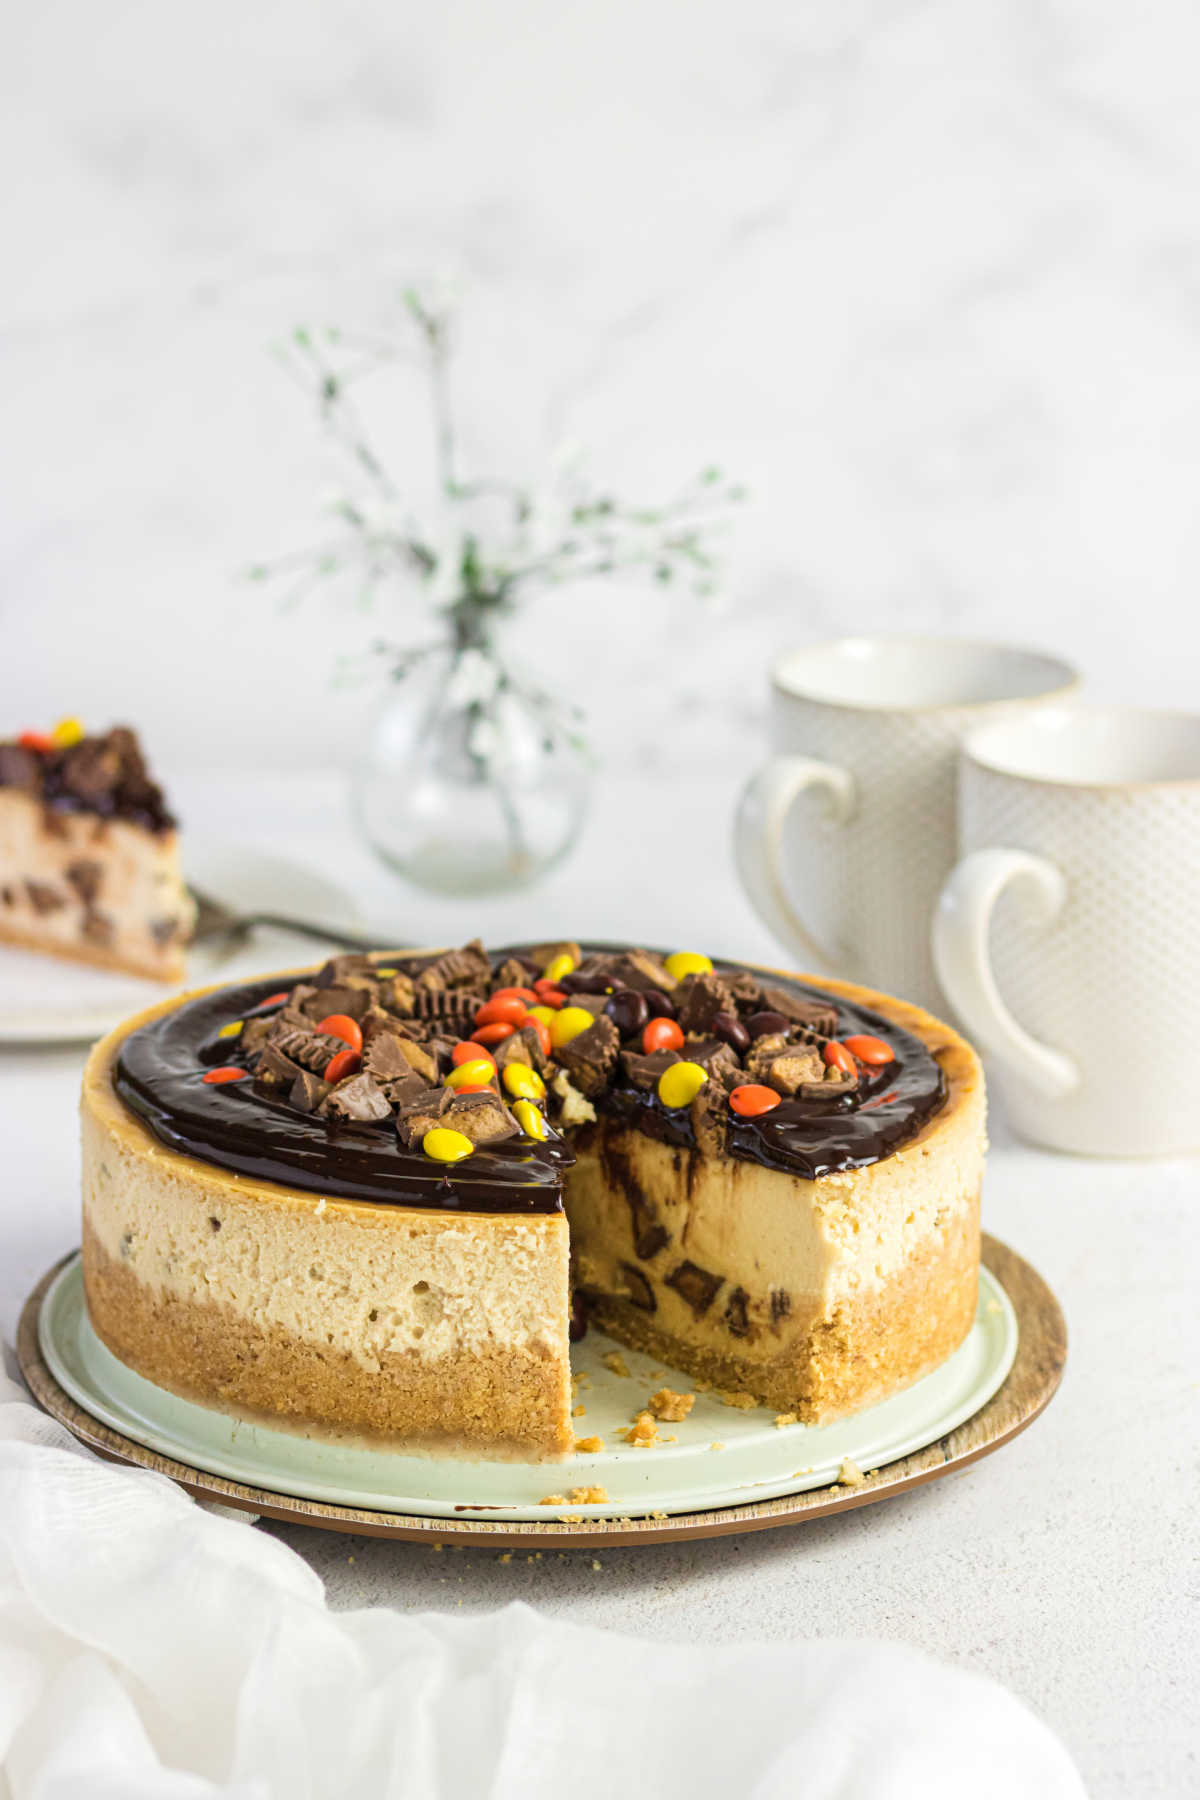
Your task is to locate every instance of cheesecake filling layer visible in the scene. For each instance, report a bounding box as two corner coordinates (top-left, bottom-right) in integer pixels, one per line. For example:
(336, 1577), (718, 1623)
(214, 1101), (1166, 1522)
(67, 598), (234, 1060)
(113, 944), (948, 1213)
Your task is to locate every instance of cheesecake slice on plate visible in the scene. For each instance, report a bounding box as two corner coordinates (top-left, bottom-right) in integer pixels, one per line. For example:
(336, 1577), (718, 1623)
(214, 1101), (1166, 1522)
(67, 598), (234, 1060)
(0, 722), (195, 982)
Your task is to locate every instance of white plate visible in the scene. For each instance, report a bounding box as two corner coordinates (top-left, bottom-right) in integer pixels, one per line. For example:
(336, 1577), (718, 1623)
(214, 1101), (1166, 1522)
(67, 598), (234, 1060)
(0, 842), (363, 1044)
(40, 1256), (1018, 1523)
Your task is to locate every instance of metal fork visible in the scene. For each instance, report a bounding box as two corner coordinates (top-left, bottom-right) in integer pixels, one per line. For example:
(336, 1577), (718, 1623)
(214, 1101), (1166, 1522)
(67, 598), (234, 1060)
(188, 885), (401, 955)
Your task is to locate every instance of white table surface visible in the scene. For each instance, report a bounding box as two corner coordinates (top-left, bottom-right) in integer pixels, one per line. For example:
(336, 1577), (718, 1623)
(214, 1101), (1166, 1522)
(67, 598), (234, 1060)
(2, 770), (1195, 1800)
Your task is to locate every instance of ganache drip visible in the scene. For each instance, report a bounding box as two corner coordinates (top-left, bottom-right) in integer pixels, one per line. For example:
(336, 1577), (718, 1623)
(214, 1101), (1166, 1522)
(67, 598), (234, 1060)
(114, 943), (947, 1213)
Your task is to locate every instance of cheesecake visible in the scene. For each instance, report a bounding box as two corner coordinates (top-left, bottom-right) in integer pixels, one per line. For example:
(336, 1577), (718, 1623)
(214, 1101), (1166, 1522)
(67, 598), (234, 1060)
(0, 723), (195, 981)
(80, 941), (985, 1458)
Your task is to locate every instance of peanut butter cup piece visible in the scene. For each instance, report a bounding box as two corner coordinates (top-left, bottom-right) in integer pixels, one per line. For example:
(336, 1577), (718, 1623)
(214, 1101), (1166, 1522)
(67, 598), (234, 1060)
(758, 985), (838, 1037)
(675, 971), (736, 1035)
(254, 1042), (304, 1091)
(321, 1072), (392, 1122)
(443, 1090), (520, 1145)
(414, 939), (491, 993)
(555, 1014), (619, 1097)
(395, 1086), (453, 1147)
(762, 1046), (824, 1096)
(288, 1069), (331, 1113)
(616, 1263), (656, 1311)
(665, 1260), (723, 1316)
(619, 1047), (681, 1090)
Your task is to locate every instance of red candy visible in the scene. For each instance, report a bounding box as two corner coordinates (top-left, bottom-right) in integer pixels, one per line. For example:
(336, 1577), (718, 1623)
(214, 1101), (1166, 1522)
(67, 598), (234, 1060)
(728, 1084), (782, 1118)
(324, 1047), (361, 1083)
(822, 1040), (856, 1076)
(643, 1017), (685, 1054)
(202, 1066), (248, 1085)
(472, 1022), (515, 1046)
(260, 991), (289, 1007)
(316, 1013), (363, 1055)
(843, 1034), (895, 1066)
(475, 994), (528, 1028)
(452, 1039), (495, 1069)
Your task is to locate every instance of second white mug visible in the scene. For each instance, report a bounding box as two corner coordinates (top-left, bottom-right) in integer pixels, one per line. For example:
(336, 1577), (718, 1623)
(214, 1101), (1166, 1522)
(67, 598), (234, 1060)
(933, 706), (1200, 1156)
(734, 637), (1078, 1014)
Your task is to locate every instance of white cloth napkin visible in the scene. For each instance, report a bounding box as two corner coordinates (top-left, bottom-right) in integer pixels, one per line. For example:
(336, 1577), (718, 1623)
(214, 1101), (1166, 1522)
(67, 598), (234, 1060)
(0, 1363), (1085, 1800)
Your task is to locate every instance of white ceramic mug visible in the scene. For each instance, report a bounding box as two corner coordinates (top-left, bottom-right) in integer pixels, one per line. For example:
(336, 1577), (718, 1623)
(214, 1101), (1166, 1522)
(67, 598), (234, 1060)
(933, 706), (1200, 1156)
(734, 638), (1078, 1013)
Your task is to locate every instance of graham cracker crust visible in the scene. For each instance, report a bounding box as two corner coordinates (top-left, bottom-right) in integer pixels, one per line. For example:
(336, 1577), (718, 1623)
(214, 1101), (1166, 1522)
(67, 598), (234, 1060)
(0, 916), (186, 983)
(83, 1229), (573, 1458)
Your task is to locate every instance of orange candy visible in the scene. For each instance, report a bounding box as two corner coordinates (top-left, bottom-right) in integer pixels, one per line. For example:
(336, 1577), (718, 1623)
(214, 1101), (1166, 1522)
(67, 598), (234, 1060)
(201, 1066), (248, 1085)
(532, 978), (566, 1008)
(491, 985), (539, 1005)
(643, 1017), (684, 1055)
(728, 1084), (782, 1118)
(527, 1016), (552, 1058)
(260, 991), (290, 1006)
(450, 1082), (492, 1095)
(842, 1034), (895, 1066)
(475, 994), (528, 1029)
(452, 1039), (495, 1070)
(472, 1022), (515, 1046)
(324, 1047), (361, 1083)
(822, 1040), (856, 1076)
(316, 1013), (363, 1055)
(18, 729), (52, 751)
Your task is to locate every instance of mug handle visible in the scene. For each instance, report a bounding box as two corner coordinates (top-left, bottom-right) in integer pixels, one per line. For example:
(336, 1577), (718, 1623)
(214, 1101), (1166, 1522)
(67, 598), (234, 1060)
(932, 847), (1080, 1098)
(733, 755), (857, 971)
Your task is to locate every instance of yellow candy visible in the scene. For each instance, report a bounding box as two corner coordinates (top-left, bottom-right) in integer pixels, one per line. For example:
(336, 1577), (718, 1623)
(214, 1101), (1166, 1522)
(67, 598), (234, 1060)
(527, 1005), (557, 1029)
(374, 966), (398, 977)
(446, 1060), (496, 1090)
(550, 1005), (594, 1050)
(50, 716), (85, 748)
(664, 951), (713, 981)
(422, 1127), (475, 1163)
(657, 1060), (709, 1109)
(217, 1020), (243, 1039)
(542, 952), (576, 983)
(512, 1099), (548, 1140)
(502, 1064), (546, 1101)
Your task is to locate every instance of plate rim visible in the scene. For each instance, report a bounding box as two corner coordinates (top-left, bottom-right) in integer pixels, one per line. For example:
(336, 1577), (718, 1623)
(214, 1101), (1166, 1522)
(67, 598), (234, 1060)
(33, 1259), (1018, 1520)
(16, 1233), (1065, 1548)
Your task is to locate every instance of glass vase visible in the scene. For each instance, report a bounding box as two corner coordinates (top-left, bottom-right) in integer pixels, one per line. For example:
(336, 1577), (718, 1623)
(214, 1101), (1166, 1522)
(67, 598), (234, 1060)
(352, 643), (591, 895)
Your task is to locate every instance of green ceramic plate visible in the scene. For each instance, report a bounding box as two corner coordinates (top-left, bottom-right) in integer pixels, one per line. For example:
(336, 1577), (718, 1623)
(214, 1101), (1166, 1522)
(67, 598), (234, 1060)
(40, 1256), (1016, 1522)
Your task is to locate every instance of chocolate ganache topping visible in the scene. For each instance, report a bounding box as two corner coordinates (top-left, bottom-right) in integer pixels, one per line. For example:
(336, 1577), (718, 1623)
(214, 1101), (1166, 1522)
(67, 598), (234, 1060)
(0, 725), (176, 833)
(114, 941), (948, 1214)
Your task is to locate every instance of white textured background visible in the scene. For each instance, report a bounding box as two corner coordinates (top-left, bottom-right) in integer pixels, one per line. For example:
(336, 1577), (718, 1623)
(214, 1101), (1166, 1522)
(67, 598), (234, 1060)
(4, 0), (1199, 779)
(3, 15), (1200, 1793)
